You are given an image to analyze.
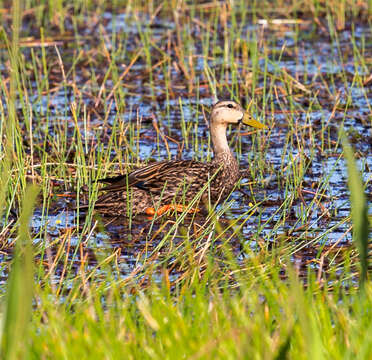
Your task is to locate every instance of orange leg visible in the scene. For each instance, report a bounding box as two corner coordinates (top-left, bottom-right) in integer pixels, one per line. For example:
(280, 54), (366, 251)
(145, 204), (200, 217)
(56, 193), (75, 198)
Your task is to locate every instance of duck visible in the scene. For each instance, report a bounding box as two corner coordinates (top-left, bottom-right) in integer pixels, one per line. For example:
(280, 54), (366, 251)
(90, 100), (267, 217)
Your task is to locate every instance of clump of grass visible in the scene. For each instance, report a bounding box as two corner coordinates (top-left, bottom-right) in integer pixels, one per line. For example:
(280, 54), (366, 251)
(23, 236), (372, 358)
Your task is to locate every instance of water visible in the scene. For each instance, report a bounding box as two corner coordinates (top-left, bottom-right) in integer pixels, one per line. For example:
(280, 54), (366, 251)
(0, 12), (371, 284)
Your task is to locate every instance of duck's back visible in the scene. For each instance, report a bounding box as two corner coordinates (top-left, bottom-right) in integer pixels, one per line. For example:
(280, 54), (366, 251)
(94, 157), (239, 216)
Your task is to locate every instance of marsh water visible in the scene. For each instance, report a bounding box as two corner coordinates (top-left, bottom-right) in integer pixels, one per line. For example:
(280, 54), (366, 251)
(1, 11), (371, 284)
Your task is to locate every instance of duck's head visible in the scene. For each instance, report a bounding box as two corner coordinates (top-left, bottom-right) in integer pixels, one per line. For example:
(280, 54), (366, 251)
(210, 100), (268, 129)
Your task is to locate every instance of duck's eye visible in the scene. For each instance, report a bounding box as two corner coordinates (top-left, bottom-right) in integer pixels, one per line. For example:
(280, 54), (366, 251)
(227, 104), (234, 109)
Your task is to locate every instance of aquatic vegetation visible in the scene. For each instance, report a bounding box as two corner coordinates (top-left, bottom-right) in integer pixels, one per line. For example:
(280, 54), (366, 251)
(0, 0), (371, 358)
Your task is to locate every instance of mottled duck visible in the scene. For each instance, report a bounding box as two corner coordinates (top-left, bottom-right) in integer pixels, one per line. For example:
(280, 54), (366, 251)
(91, 100), (267, 217)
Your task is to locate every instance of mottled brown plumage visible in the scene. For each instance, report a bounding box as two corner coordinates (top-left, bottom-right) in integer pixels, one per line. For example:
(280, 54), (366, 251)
(90, 100), (267, 216)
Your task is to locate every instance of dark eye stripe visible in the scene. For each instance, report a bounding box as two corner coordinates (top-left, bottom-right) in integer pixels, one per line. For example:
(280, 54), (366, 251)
(215, 102), (235, 109)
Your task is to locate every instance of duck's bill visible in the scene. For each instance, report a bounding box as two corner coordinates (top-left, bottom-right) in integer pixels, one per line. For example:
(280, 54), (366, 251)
(242, 113), (268, 129)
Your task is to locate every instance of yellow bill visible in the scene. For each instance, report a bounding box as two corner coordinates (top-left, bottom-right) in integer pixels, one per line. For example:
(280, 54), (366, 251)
(242, 113), (268, 129)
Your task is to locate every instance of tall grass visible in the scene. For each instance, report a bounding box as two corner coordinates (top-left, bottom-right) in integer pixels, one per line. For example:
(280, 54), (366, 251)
(0, 186), (38, 360)
(342, 133), (370, 288)
(0, 1), (39, 358)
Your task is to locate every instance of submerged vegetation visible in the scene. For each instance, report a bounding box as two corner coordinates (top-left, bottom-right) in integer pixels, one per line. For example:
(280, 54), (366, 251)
(0, 0), (371, 358)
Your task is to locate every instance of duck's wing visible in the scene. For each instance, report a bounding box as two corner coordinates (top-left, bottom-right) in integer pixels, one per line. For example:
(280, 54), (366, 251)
(98, 160), (212, 195)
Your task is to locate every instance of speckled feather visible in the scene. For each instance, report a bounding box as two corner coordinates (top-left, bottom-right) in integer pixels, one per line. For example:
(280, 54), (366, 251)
(94, 151), (240, 216)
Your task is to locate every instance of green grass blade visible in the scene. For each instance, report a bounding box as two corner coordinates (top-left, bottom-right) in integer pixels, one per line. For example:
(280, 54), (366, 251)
(0, 185), (39, 360)
(341, 132), (370, 288)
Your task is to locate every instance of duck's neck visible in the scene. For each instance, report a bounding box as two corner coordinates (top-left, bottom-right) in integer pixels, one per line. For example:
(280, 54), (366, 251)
(211, 124), (238, 166)
(210, 124), (240, 194)
(211, 124), (230, 155)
